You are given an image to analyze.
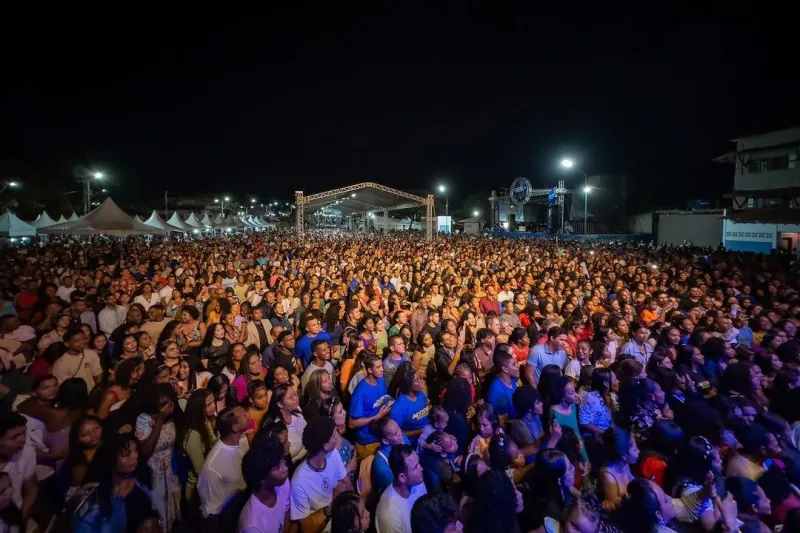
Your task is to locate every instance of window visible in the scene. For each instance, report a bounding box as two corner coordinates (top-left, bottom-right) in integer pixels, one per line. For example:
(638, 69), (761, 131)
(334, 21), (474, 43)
(790, 152), (797, 170)
(747, 155), (792, 173)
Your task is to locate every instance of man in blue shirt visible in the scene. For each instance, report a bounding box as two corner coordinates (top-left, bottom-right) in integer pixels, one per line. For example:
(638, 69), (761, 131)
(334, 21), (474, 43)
(348, 354), (390, 459)
(295, 314), (331, 368)
(487, 345), (520, 424)
(370, 417), (410, 499)
(525, 326), (567, 385)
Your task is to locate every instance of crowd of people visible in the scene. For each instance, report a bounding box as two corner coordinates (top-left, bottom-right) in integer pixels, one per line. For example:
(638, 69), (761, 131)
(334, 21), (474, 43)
(0, 230), (799, 533)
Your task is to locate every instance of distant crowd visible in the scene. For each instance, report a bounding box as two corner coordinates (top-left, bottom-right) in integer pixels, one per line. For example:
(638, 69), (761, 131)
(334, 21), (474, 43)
(0, 231), (799, 533)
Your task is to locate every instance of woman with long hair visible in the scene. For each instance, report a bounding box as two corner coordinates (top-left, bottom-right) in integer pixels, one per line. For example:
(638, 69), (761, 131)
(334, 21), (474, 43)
(411, 331), (435, 395)
(219, 342), (246, 382)
(331, 491), (370, 533)
(199, 322), (231, 370)
(174, 306), (206, 365)
(181, 389), (217, 508)
(471, 469), (523, 533)
(509, 327), (531, 365)
(134, 383), (182, 531)
(266, 384), (307, 463)
(318, 396), (355, 471)
(96, 357), (145, 419)
(721, 360), (769, 411)
(546, 375), (588, 462)
(232, 349), (267, 404)
(579, 366), (617, 440)
(207, 373), (237, 414)
(441, 377), (473, 455)
(117, 334), (141, 360)
(79, 434), (154, 533)
(522, 450), (575, 531)
(301, 368), (337, 421)
(617, 377), (661, 443)
(221, 311), (247, 344)
(339, 331), (364, 395)
(600, 426), (639, 509)
(653, 326), (681, 362)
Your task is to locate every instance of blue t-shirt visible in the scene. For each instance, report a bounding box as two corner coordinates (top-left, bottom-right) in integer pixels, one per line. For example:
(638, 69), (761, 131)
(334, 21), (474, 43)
(349, 377), (388, 444)
(295, 331), (332, 368)
(371, 435), (411, 496)
(487, 377), (518, 419)
(390, 393), (430, 444)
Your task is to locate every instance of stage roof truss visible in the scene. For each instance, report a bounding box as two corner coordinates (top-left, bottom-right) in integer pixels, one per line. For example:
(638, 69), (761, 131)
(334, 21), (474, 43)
(295, 182), (434, 242)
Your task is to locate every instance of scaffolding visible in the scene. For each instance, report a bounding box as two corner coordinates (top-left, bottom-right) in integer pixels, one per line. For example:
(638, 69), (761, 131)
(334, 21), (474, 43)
(295, 182), (434, 243)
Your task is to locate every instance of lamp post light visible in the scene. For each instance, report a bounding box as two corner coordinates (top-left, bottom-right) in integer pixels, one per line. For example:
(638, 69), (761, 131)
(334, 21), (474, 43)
(560, 158), (590, 234)
(80, 171), (104, 214)
(473, 209), (480, 217)
(437, 184), (448, 217)
(0, 180), (19, 196)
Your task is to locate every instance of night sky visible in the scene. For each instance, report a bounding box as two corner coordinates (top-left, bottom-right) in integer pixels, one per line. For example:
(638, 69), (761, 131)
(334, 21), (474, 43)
(3, 7), (799, 215)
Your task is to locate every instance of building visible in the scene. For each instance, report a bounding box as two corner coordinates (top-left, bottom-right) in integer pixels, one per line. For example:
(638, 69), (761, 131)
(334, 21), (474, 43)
(715, 127), (800, 253)
(628, 209), (723, 248)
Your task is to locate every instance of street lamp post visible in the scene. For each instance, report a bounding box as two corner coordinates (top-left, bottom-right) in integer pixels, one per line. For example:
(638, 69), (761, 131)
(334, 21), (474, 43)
(560, 159), (590, 234)
(81, 172), (103, 214)
(0, 181), (19, 196)
(438, 184), (448, 217)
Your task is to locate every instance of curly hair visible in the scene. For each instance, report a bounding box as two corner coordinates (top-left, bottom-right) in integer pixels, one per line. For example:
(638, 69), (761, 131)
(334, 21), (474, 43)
(471, 469), (520, 533)
(410, 493), (460, 533)
(331, 491), (363, 533)
(302, 416), (336, 456)
(241, 434), (287, 490)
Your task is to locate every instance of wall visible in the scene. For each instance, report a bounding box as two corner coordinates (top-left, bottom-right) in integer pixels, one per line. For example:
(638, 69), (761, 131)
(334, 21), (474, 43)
(658, 212), (723, 247)
(628, 212), (653, 234)
(492, 231), (653, 243)
(723, 220), (776, 253)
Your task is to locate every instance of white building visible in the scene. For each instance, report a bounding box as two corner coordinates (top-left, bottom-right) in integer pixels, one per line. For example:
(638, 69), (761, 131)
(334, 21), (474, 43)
(715, 127), (800, 254)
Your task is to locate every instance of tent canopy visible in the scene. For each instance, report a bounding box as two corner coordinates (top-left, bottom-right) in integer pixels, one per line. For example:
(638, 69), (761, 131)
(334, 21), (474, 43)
(166, 212), (193, 231)
(0, 211), (37, 237)
(40, 198), (162, 235)
(145, 211), (185, 232)
(67, 212), (80, 222)
(30, 211), (58, 229)
(184, 213), (205, 228)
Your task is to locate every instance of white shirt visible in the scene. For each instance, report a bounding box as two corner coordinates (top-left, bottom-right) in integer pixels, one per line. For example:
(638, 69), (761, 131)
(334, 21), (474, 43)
(198, 435), (250, 517)
(159, 285), (175, 303)
(300, 361), (334, 390)
(375, 483), (427, 533)
(1, 442), (36, 509)
(286, 414), (308, 463)
(498, 290), (515, 303)
(98, 305), (127, 335)
(133, 292), (162, 311)
(289, 452), (346, 524)
(52, 350), (103, 392)
(237, 479), (291, 533)
(56, 285), (75, 302)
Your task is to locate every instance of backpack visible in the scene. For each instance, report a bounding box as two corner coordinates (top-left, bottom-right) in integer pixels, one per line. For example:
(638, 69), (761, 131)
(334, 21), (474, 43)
(357, 449), (387, 507)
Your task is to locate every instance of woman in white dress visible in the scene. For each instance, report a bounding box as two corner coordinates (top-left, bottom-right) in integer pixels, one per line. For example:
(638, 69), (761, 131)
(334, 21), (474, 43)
(135, 383), (182, 531)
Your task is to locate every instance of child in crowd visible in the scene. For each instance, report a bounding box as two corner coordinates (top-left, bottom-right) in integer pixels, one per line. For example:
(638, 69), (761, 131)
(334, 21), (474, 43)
(418, 406), (449, 453)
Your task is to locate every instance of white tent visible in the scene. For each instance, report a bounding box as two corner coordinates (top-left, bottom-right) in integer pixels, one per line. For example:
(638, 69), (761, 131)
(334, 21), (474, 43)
(56, 215), (67, 224)
(39, 198), (163, 236)
(200, 213), (220, 227)
(221, 215), (245, 230)
(184, 213), (205, 228)
(133, 215), (144, 223)
(166, 212), (194, 232)
(240, 215), (257, 228)
(30, 211), (58, 229)
(254, 216), (270, 228)
(144, 211), (185, 232)
(0, 211), (37, 237)
(67, 212), (80, 222)
(213, 213), (224, 225)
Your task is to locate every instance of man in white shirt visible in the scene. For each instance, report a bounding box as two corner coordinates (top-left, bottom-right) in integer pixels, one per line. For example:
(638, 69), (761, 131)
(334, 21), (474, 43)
(98, 292), (127, 336)
(290, 417), (353, 532)
(56, 275), (75, 302)
(0, 412), (38, 523)
(497, 282), (515, 304)
(375, 444), (427, 533)
(238, 433), (291, 533)
(52, 328), (103, 392)
(159, 275), (177, 304)
(198, 406), (251, 520)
